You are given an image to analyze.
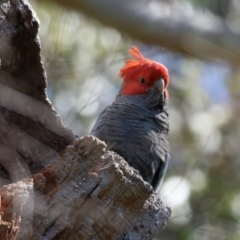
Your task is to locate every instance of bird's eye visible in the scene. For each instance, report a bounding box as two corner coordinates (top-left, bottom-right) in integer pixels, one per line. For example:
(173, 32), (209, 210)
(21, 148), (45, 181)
(139, 77), (146, 84)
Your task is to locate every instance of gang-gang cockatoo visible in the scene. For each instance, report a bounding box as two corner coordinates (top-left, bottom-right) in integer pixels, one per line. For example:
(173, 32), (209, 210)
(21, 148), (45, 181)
(91, 46), (170, 193)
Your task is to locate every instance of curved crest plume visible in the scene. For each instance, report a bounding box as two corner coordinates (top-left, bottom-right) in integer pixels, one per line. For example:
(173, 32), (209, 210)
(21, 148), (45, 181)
(129, 46), (144, 60)
(120, 46), (144, 78)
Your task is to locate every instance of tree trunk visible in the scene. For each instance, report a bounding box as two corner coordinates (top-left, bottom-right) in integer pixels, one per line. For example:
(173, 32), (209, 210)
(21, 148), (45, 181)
(0, 0), (171, 239)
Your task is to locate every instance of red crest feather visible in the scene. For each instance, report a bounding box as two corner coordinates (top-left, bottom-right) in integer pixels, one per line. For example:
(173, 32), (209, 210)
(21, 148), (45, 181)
(120, 46), (145, 79)
(129, 46), (144, 60)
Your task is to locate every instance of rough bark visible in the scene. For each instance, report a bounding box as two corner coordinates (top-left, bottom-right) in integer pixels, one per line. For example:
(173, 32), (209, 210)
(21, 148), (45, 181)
(0, 136), (171, 240)
(0, 0), (171, 239)
(0, 0), (75, 185)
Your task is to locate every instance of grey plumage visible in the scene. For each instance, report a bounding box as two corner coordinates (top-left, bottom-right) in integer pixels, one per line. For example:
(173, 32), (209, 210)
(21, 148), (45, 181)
(91, 87), (170, 193)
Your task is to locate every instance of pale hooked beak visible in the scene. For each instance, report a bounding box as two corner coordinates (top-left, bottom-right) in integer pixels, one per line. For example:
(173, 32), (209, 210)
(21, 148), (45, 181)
(153, 79), (165, 93)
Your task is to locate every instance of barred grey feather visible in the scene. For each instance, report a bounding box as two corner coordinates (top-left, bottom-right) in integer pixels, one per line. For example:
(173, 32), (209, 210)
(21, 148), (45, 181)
(91, 87), (169, 193)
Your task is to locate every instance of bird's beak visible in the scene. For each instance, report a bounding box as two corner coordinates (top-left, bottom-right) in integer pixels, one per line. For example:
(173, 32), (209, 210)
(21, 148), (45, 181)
(153, 79), (165, 94)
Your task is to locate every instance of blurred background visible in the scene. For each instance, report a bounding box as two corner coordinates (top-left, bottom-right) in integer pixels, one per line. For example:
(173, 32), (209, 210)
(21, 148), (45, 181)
(30, 0), (240, 239)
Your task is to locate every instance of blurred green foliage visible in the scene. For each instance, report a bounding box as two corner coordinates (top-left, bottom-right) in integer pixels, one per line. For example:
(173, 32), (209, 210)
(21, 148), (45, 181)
(30, 0), (240, 239)
(191, 0), (231, 17)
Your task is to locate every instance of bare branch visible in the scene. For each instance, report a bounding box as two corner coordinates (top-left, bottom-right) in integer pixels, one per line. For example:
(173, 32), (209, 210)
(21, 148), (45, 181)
(48, 0), (240, 63)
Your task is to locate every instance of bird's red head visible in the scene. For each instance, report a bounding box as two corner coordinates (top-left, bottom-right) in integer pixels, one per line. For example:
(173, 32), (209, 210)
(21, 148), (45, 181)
(120, 46), (169, 98)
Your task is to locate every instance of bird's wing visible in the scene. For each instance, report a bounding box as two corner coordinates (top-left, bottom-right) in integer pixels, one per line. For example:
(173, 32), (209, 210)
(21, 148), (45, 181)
(91, 107), (108, 142)
(151, 153), (170, 192)
(105, 102), (169, 186)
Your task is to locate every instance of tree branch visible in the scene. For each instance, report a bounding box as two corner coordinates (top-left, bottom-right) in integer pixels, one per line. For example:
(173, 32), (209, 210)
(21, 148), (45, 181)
(48, 0), (240, 64)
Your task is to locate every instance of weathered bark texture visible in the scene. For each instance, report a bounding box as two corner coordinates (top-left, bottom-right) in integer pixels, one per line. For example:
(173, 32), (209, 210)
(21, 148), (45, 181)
(0, 0), (75, 185)
(0, 136), (171, 240)
(0, 0), (171, 239)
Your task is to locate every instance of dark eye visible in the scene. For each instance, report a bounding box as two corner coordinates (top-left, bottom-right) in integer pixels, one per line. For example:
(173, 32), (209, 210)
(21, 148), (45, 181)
(139, 77), (146, 84)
